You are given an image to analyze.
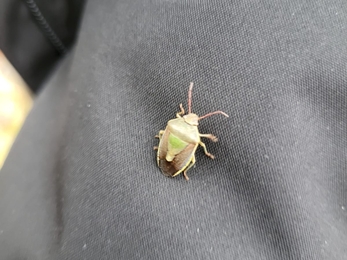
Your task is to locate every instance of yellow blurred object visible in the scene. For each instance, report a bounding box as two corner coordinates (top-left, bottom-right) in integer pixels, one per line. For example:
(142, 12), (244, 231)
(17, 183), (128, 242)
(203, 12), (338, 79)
(0, 50), (33, 169)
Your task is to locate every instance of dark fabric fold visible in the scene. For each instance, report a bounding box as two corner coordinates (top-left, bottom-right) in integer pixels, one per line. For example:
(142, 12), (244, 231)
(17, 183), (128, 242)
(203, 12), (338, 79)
(1, 1), (346, 259)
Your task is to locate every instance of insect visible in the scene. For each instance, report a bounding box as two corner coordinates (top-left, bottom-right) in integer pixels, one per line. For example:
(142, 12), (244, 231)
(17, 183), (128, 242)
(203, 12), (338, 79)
(154, 82), (228, 180)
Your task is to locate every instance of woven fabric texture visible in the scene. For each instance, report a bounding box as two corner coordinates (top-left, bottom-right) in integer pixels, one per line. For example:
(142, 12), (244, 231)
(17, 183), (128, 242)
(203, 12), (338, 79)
(1, 0), (346, 259)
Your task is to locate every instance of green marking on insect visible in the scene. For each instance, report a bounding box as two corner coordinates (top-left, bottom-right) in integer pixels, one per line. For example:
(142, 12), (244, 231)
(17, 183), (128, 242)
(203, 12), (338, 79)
(168, 134), (187, 151)
(154, 82), (229, 180)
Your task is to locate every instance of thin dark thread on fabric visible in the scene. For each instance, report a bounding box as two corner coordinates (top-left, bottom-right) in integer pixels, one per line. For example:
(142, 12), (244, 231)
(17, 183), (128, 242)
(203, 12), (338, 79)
(23, 0), (67, 55)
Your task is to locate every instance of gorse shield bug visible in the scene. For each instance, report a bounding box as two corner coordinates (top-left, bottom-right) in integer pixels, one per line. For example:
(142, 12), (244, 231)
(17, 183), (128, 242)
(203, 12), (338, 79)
(154, 82), (228, 180)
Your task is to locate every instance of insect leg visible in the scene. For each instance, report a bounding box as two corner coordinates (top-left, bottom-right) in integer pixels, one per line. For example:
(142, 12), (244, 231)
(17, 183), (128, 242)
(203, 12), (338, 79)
(155, 130), (165, 139)
(154, 130), (165, 150)
(176, 103), (185, 118)
(199, 134), (218, 142)
(199, 141), (215, 159)
(183, 155), (196, 181)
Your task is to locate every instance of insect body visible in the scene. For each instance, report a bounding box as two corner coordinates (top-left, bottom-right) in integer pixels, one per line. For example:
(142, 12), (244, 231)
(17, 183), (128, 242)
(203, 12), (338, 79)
(154, 82), (228, 180)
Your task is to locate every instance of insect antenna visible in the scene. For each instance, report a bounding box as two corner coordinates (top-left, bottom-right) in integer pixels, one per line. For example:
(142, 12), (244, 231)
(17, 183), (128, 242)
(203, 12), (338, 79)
(188, 82), (193, 114)
(199, 111), (229, 120)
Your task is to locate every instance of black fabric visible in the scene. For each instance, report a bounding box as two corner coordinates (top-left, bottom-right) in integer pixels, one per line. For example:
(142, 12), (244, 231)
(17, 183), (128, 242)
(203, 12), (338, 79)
(0, 0), (85, 92)
(1, 1), (347, 259)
